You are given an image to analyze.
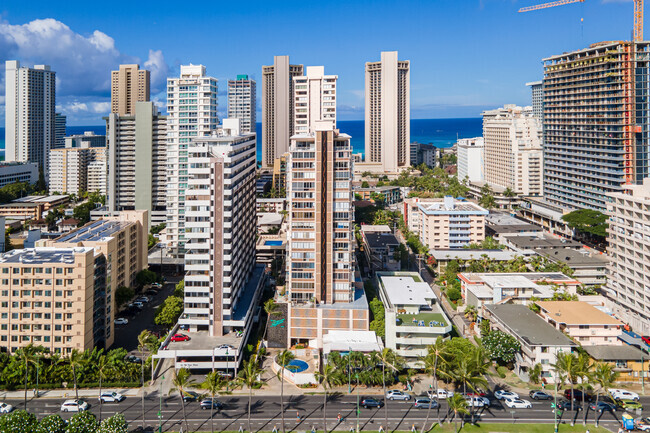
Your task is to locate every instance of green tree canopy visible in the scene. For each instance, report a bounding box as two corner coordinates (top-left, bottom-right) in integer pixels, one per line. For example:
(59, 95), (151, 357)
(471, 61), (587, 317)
(65, 411), (98, 433)
(97, 413), (128, 433)
(35, 414), (67, 433)
(483, 330), (521, 365)
(155, 296), (183, 328)
(0, 410), (38, 433)
(561, 209), (608, 238)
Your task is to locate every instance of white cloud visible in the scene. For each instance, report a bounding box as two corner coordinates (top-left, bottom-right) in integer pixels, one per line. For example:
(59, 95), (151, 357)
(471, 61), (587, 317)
(144, 50), (169, 94)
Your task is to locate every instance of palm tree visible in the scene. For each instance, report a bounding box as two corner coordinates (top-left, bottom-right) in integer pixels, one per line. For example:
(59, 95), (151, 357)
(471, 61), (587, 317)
(138, 330), (157, 429)
(277, 350), (295, 433)
(528, 363), (543, 385)
(239, 353), (263, 432)
(171, 368), (195, 433)
(262, 299), (281, 345)
(447, 393), (469, 433)
(451, 351), (487, 425)
(576, 352), (594, 425)
(553, 352), (580, 423)
(97, 354), (108, 423)
(377, 348), (403, 430)
(15, 344), (37, 410)
(503, 187), (516, 198)
(591, 362), (618, 427)
(419, 338), (448, 431)
(314, 362), (337, 433)
(68, 349), (85, 401)
(202, 371), (227, 433)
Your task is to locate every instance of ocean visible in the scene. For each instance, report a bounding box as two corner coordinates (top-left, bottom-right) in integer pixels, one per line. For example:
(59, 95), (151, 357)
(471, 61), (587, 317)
(0, 118), (483, 161)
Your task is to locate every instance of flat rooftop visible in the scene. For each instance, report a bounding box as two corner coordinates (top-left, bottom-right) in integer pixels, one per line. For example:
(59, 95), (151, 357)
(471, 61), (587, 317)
(459, 272), (580, 285)
(257, 213), (284, 226)
(486, 213), (542, 233)
(13, 195), (68, 204)
(537, 301), (622, 326)
(379, 273), (436, 306)
(364, 232), (399, 249)
(429, 249), (519, 261)
(505, 235), (582, 250)
(0, 247), (93, 264)
(485, 304), (577, 347)
(359, 225), (392, 234)
(419, 201), (488, 215)
(355, 186), (400, 192)
(164, 329), (244, 353)
(323, 330), (384, 353)
(481, 274), (540, 289)
(536, 247), (609, 267)
(55, 219), (130, 243)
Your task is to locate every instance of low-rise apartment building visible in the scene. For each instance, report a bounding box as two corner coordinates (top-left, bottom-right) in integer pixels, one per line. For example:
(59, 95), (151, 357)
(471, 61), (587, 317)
(583, 345), (648, 384)
(416, 197), (488, 249)
(360, 225), (400, 272)
(355, 185), (401, 205)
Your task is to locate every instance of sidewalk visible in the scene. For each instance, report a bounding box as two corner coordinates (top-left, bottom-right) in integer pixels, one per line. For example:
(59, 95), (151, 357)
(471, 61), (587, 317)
(0, 387), (142, 399)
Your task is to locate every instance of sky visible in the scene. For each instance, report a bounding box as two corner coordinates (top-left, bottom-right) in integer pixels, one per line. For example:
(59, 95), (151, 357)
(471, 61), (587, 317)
(0, 0), (639, 125)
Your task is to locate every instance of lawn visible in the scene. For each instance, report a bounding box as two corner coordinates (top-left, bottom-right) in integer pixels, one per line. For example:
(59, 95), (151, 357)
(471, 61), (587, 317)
(396, 312), (448, 327)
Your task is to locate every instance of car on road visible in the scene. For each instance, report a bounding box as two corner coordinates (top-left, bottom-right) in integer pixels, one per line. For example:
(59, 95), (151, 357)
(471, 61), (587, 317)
(617, 399), (643, 411)
(386, 390), (411, 401)
(0, 402), (13, 414)
(635, 417), (650, 431)
(589, 401), (616, 412)
(556, 399), (581, 411)
(494, 390), (518, 400)
(466, 394), (490, 406)
(564, 389), (592, 402)
(529, 390), (553, 400)
(361, 398), (384, 409)
(609, 388), (640, 401)
(503, 398), (532, 409)
(200, 398), (223, 410)
(145, 289), (158, 296)
(182, 391), (200, 403)
(135, 296), (150, 303)
(127, 303), (143, 310)
(125, 355), (142, 364)
(171, 334), (190, 342)
(465, 397), (485, 408)
(61, 399), (89, 412)
(218, 344), (234, 350)
(99, 391), (125, 403)
(114, 318), (129, 325)
(414, 398), (439, 409)
(428, 389), (454, 399)
(132, 301), (145, 309)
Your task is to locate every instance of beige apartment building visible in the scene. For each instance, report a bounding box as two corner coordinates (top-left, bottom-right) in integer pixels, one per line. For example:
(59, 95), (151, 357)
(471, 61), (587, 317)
(293, 66), (337, 134)
(415, 197), (488, 249)
(358, 51), (410, 175)
(482, 105), (543, 196)
(0, 246), (101, 354)
(262, 56), (304, 169)
(48, 139), (107, 195)
(111, 64), (150, 116)
(606, 178), (650, 335)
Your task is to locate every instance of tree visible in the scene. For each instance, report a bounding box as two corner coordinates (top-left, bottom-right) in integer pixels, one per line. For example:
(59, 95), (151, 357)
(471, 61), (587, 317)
(561, 209), (608, 239)
(503, 187), (516, 198)
(135, 269), (158, 287)
(138, 330), (158, 429)
(4, 229), (13, 251)
(369, 297), (385, 338)
(447, 393), (469, 433)
(591, 362), (619, 427)
(96, 355), (108, 423)
(68, 349), (85, 401)
(420, 338), (449, 430)
(154, 296), (183, 328)
(314, 362), (337, 433)
(36, 165), (46, 193)
(361, 181), (370, 188)
(262, 299), (281, 345)
(202, 371), (227, 433)
(553, 352), (580, 420)
(576, 352), (594, 425)
(15, 344), (38, 410)
(479, 193), (496, 210)
(0, 410), (38, 433)
(170, 368), (195, 433)
(238, 353), (263, 432)
(377, 348), (403, 430)
(464, 305), (477, 323)
(174, 280), (184, 297)
(482, 330), (521, 365)
(529, 363), (543, 385)
(276, 350), (295, 433)
(446, 287), (461, 303)
(451, 347), (488, 424)
(65, 411), (98, 433)
(114, 286), (134, 309)
(35, 414), (66, 433)
(97, 414), (128, 433)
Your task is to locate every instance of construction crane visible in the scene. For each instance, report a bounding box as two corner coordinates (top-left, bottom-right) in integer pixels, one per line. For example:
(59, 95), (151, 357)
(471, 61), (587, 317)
(518, 0), (644, 42)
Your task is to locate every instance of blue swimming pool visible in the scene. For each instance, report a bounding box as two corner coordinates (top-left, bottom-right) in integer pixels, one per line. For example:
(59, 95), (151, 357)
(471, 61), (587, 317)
(286, 359), (309, 373)
(265, 240), (283, 246)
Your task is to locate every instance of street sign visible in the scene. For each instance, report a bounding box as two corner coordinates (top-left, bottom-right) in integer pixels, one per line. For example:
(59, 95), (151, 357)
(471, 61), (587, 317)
(550, 403), (555, 408)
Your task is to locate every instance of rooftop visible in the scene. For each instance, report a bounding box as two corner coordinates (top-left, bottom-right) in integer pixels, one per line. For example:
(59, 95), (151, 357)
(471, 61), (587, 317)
(485, 304), (577, 347)
(429, 249), (520, 261)
(505, 235), (582, 250)
(486, 213), (542, 234)
(359, 225), (392, 234)
(257, 213), (284, 226)
(364, 232), (399, 250)
(55, 219), (130, 243)
(396, 312), (447, 328)
(459, 272), (580, 285)
(13, 195), (68, 204)
(355, 185), (400, 192)
(419, 199), (488, 215)
(322, 330), (384, 353)
(583, 344), (646, 361)
(0, 247), (93, 264)
(379, 273), (436, 306)
(536, 247), (609, 267)
(536, 301), (622, 326)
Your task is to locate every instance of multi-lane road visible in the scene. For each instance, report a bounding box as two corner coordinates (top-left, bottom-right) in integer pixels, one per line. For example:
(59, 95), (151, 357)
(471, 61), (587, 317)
(4, 393), (633, 431)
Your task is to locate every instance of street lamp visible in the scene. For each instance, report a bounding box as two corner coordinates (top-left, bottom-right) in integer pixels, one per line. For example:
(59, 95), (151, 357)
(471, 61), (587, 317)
(355, 373), (360, 433)
(158, 375), (164, 433)
(348, 347), (351, 394)
(226, 348), (230, 392)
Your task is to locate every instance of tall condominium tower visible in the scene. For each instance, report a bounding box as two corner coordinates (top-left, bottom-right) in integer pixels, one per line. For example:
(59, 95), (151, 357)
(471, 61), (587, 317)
(5, 61), (56, 175)
(283, 120), (369, 348)
(106, 102), (168, 225)
(543, 41), (650, 211)
(227, 75), (256, 134)
(262, 56), (304, 169)
(166, 65), (218, 255)
(526, 81), (543, 121)
(111, 64), (150, 116)
(180, 119), (257, 337)
(364, 51), (410, 173)
(54, 113), (66, 149)
(482, 105), (543, 196)
(457, 137), (484, 182)
(293, 66), (337, 134)
(49, 138), (107, 195)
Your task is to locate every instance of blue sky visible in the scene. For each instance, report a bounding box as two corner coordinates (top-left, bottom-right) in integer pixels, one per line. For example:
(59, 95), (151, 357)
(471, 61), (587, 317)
(0, 0), (638, 125)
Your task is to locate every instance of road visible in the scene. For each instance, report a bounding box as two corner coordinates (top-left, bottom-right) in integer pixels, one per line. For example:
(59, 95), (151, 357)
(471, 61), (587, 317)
(4, 394), (632, 432)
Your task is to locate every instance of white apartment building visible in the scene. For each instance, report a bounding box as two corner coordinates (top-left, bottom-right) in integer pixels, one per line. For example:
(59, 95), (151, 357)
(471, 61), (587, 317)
(166, 65), (218, 255)
(457, 137), (484, 182)
(106, 101), (168, 225)
(227, 75), (256, 134)
(48, 143), (107, 195)
(526, 81), (543, 121)
(482, 105), (543, 196)
(5, 61), (56, 175)
(360, 51), (410, 174)
(262, 56), (304, 168)
(606, 178), (650, 335)
(87, 160), (107, 196)
(417, 197), (488, 249)
(293, 66), (337, 134)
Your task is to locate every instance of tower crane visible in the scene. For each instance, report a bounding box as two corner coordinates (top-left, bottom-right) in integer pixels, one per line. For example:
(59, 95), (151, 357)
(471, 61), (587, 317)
(518, 0), (644, 42)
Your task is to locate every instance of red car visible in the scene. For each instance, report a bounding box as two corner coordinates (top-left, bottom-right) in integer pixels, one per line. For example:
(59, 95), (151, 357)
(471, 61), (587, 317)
(171, 334), (190, 342)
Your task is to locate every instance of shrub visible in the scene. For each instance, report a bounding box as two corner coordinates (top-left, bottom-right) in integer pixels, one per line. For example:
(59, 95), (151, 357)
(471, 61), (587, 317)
(447, 287), (462, 302)
(497, 366), (508, 378)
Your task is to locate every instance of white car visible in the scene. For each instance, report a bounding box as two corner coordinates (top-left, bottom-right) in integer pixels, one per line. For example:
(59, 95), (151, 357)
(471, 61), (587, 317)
(609, 388), (640, 401)
(386, 390), (411, 401)
(465, 397), (485, 408)
(99, 391), (125, 403)
(494, 390), (519, 400)
(114, 318), (128, 325)
(61, 399), (89, 412)
(0, 402), (13, 414)
(504, 398), (532, 409)
(428, 389), (454, 399)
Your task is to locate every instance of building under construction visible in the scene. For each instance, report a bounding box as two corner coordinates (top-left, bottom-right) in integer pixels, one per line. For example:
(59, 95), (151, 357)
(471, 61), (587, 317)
(542, 41), (650, 211)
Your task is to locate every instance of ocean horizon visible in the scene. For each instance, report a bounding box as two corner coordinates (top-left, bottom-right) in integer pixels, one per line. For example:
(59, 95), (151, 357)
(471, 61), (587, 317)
(0, 118), (482, 161)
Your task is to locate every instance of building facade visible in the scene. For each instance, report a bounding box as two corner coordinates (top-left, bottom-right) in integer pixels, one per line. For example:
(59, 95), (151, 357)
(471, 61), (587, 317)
(293, 66), (337, 134)
(5, 61), (56, 175)
(416, 197), (488, 249)
(0, 163), (38, 188)
(227, 75), (256, 134)
(48, 142), (107, 195)
(526, 81), (543, 121)
(262, 56), (304, 169)
(54, 113), (66, 149)
(65, 132), (106, 149)
(457, 137), (484, 182)
(482, 105), (543, 196)
(111, 64), (150, 116)
(166, 65), (218, 255)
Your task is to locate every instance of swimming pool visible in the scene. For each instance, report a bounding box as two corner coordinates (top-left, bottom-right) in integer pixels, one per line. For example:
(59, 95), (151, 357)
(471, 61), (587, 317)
(285, 359), (309, 373)
(264, 240), (283, 246)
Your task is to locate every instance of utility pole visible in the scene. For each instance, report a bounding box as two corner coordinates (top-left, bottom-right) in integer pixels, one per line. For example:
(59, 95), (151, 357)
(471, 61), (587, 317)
(158, 375), (164, 433)
(356, 373), (360, 433)
(348, 349), (351, 394)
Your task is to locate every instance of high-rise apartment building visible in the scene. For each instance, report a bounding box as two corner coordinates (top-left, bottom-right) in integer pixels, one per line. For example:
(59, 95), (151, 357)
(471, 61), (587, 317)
(227, 75), (256, 134)
(5, 61), (56, 175)
(457, 137), (484, 182)
(362, 51), (410, 174)
(48, 140), (107, 195)
(293, 66), (337, 134)
(262, 56), (304, 169)
(65, 132), (106, 148)
(482, 105), (543, 196)
(283, 120), (369, 347)
(166, 65), (218, 255)
(111, 64), (150, 116)
(543, 41), (650, 211)
(106, 101), (168, 225)
(526, 81), (543, 121)
(54, 113), (66, 149)
(605, 178), (650, 334)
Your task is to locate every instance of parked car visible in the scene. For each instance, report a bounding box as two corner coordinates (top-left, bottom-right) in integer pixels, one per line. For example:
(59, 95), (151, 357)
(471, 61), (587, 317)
(200, 398), (223, 410)
(617, 399), (643, 412)
(386, 390), (411, 401)
(182, 391), (200, 403)
(218, 344), (234, 350)
(171, 334), (190, 342)
(125, 355), (142, 364)
(494, 390), (519, 400)
(0, 402), (13, 414)
(361, 398), (384, 409)
(135, 296), (150, 303)
(145, 289), (158, 296)
(414, 398), (439, 409)
(114, 318), (128, 325)
(465, 397), (485, 408)
(152, 283), (163, 288)
(503, 398), (532, 409)
(61, 400), (89, 412)
(132, 301), (144, 309)
(127, 303), (143, 310)
(428, 389), (454, 399)
(636, 417), (650, 432)
(609, 388), (640, 401)
(589, 401), (616, 412)
(529, 390), (553, 400)
(99, 392), (125, 403)
(564, 389), (592, 402)
(466, 394), (490, 406)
